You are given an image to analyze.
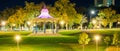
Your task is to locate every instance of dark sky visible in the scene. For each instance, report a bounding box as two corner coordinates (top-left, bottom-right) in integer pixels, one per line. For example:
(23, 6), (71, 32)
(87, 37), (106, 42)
(0, 0), (120, 11)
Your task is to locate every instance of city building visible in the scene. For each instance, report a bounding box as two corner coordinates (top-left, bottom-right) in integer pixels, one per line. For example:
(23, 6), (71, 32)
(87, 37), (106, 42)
(94, 0), (115, 7)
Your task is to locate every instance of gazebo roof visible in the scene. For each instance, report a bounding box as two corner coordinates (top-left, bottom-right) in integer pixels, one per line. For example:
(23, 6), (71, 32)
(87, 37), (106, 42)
(37, 4), (53, 18)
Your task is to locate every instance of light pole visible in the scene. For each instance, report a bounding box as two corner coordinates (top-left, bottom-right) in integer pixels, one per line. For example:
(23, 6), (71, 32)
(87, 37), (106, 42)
(15, 35), (21, 51)
(94, 35), (100, 51)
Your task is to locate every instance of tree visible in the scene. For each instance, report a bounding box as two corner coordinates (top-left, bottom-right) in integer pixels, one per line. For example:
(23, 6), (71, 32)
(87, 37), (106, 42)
(76, 14), (87, 29)
(116, 14), (120, 22)
(101, 19), (108, 28)
(0, 8), (16, 20)
(24, 1), (42, 20)
(98, 8), (116, 28)
(104, 36), (111, 47)
(78, 32), (90, 51)
(54, 0), (77, 30)
(8, 8), (26, 30)
(75, 7), (87, 14)
(112, 33), (120, 51)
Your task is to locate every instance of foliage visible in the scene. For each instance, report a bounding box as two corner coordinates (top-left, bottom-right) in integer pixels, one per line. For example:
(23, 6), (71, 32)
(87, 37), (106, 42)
(78, 32), (90, 51)
(104, 36), (111, 47)
(75, 14), (87, 29)
(78, 32), (90, 45)
(112, 33), (120, 51)
(54, 0), (77, 29)
(8, 8), (26, 27)
(24, 1), (42, 20)
(0, 8), (16, 21)
(112, 33), (120, 45)
(101, 19), (108, 28)
(98, 8), (116, 28)
(88, 22), (93, 29)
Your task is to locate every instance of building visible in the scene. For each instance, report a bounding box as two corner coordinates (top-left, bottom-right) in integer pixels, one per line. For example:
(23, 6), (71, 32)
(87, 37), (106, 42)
(94, 0), (115, 7)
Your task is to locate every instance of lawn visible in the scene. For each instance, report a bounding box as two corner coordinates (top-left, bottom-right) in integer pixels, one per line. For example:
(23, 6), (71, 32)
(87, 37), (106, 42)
(0, 31), (32, 38)
(0, 36), (78, 44)
(84, 29), (120, 35)
(0, 29), (120, 51)
(0, 43), (107, 51)
(58, 29), (120, 35)
(58, 30), (81, 35)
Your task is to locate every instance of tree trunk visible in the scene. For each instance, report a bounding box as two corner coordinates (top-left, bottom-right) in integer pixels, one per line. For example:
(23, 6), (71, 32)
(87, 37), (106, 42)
(109, 22), (113, 29)
(69, 24), (73, 30)
(66, 23), (68, 30)
(83, 44), (85, 51)
(18, 24), (21, 31)
(117, 45), (119, 51)
(80, 24), (83, 30)
(10, 26), (12, 31)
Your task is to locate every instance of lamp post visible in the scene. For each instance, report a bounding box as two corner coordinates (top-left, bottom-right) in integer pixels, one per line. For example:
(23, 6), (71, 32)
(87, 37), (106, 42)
(15, 35), (21, 51)
(94, 35), (100, 51)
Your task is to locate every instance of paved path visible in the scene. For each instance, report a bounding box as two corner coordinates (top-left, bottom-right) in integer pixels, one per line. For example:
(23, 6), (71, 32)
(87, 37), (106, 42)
(28, 32), (62, 36)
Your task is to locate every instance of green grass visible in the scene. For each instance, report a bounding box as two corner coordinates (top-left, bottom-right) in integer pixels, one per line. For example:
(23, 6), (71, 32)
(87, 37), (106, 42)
(0, 31), (32, 37)
(58, 30), (81, 35)
(84, 29), (120, 35)
(0, 36), (78, 44)
(0, 43), (107, 51)
(58, 29), (120, 36)
(0, 29), (120, 51)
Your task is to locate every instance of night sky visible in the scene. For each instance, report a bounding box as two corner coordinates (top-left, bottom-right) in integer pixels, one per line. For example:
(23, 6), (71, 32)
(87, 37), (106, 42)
(0, 0), (120, 11)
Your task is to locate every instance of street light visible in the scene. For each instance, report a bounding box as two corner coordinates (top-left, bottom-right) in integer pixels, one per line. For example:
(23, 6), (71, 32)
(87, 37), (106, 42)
(91, 10), (95, 15)
(94, 35), (100, 51)
(15, 35), (21, 51)
(90, 10), (95, 21)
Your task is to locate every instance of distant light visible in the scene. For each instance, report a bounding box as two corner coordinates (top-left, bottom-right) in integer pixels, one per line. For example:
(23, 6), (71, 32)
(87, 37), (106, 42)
(27, 21), (31, 25)
(91, 10), (95, 14)
(34, 24), (36, 26)
(15, 35), (21, 42)
(92, 19), (97, 24)
(60, 20), (65, 25)
(98, 4), (102, 7)
(12, 24), (16, 26)
(1, 21), (6, 26)
(118, 22), (120, 24)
